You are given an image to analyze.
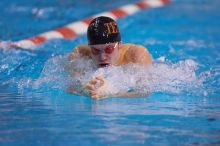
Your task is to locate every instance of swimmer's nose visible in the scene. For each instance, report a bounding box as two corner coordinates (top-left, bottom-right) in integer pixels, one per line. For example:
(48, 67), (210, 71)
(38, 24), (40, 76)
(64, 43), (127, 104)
(99, 53), (107, 60)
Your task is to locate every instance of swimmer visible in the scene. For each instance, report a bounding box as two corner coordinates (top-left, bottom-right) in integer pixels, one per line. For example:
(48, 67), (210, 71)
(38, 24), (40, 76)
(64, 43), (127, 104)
(68, 16), (152, 99)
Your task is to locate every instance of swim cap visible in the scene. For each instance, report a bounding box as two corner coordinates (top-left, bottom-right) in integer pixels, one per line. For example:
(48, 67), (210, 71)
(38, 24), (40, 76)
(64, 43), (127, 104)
(87, 16), (121, 45)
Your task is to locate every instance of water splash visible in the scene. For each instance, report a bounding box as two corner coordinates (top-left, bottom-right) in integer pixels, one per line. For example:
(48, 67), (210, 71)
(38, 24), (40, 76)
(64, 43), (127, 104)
(91, 59), (204, 96)
(17, 55), (209, 97)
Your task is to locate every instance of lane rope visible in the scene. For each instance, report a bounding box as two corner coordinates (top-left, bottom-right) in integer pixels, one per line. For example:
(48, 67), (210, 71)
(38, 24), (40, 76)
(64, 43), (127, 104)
(0, 0), (170, 49)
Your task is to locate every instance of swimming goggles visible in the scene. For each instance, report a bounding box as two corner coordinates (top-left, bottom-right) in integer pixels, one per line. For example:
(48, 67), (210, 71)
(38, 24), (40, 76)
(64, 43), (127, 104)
(90, 42), (118, 55)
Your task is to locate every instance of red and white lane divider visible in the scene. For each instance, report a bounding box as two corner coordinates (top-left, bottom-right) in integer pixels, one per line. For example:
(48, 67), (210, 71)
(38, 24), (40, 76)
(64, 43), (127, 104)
(0, 0), (170, 49)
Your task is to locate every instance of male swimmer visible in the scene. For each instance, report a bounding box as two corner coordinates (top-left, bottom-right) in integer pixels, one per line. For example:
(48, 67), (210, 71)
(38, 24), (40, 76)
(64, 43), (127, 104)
(68, 16), (152, 99)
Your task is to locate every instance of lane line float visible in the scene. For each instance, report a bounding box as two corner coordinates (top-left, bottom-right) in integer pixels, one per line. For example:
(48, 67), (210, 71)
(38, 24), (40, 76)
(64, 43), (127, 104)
(0, 0), (170, 49)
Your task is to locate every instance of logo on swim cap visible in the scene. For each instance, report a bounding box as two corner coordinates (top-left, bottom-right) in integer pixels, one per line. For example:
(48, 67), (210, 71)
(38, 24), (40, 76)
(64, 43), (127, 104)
(104, 22), (119, 35)
(87, 16), (121, 45)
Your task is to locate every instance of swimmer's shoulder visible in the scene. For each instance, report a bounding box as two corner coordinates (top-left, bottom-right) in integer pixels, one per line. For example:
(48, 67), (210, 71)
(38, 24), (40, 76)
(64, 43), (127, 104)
(123, 43), (152, 65)
(121, 43), (134, 50)
(68, 44), (91, 60)
(72, 44), (90, 52)
(121, 43), (148, 51)
(72, 44), (91, 56)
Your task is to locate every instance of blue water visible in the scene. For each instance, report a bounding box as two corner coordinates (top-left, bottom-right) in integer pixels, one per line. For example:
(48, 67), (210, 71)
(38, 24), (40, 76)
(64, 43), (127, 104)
(0, 0), (220, 146)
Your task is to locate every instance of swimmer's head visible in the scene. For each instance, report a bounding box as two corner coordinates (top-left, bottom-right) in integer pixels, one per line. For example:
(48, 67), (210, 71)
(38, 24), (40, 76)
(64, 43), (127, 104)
(87, 16), (121, 45)
(87, 16), (121, 68)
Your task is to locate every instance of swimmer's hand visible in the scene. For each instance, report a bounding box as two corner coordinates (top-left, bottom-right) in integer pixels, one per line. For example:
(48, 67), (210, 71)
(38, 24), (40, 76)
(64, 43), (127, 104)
(83, 76), (151, 100)
(84, 76), (114, 100)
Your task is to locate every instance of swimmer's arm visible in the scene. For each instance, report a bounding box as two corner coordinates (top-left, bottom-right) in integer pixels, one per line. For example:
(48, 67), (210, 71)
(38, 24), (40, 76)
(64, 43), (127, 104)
(67, 45), (92, 77)
(68, 45), (91, 60)
(83, 76), (150, 99)
(112, 90), (150, 98)
(126, 45), (152, 65)
(96, 91), (150, 99)
(66, 85), (85, 96)
(66, 86), (79, 94)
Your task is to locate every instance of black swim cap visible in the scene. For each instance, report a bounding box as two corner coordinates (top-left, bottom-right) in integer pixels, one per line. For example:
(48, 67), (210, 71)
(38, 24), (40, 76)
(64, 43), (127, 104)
(87, 16), (121, 45)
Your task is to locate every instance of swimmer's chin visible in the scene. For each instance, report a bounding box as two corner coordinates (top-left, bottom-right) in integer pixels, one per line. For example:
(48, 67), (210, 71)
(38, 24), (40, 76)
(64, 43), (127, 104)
(99, 63), (110, 68)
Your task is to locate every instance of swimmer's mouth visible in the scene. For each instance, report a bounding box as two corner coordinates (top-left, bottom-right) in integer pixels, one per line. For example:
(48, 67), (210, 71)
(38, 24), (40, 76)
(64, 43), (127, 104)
(99, 63), (110, 68)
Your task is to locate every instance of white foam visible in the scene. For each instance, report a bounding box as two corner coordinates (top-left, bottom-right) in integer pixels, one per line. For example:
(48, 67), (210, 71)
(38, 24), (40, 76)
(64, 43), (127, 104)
(18, 55), (206, 96)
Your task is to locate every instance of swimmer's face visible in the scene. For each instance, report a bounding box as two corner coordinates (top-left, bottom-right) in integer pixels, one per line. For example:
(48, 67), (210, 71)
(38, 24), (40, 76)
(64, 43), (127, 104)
(90, 42), (121, 67)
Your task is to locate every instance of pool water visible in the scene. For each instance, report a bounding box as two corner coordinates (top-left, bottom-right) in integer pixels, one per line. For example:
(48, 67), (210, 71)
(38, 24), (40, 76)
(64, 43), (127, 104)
(0, 0), (220, 146)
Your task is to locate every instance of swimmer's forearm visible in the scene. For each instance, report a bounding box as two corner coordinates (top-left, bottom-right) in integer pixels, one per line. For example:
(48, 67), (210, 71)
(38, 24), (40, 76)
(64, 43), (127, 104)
(112, 91), (150, 98)
(67, 86), (85, 96)
(118, 92), (150, 97)
(67, 86), (78, 94)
